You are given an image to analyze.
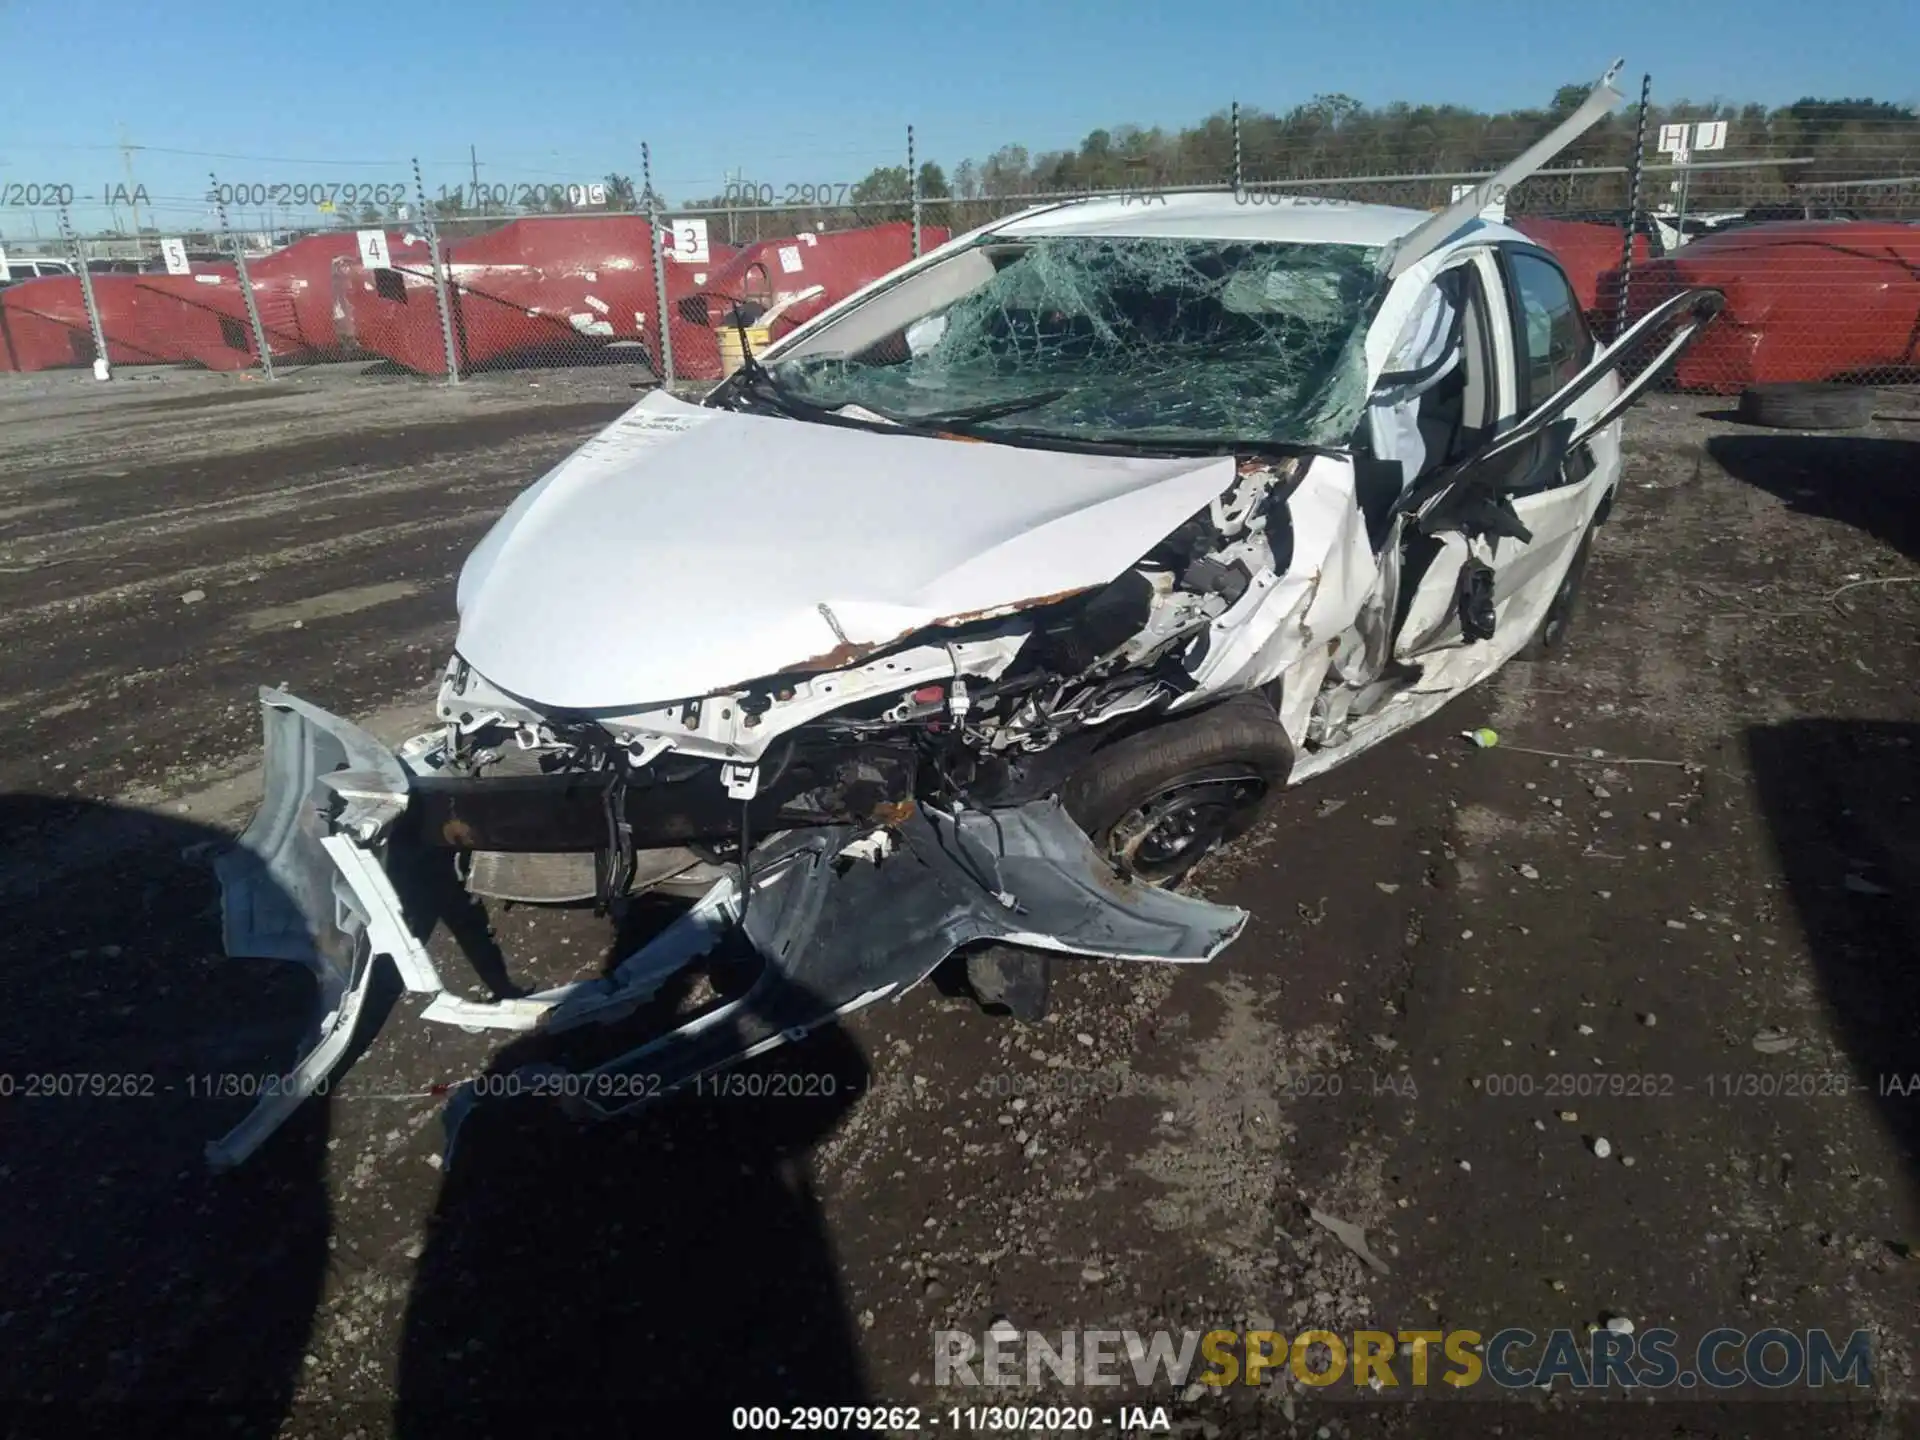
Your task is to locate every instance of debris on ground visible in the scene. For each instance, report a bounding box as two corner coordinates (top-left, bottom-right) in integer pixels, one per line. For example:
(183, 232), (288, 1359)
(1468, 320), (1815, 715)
(1308, 1206), (1391, 1275)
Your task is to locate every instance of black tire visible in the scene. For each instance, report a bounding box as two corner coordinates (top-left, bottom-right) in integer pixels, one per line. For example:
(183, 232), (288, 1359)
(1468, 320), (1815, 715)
(1517, 524), (1597, 660)
(1061, 691), (1294, 887)
(1735, 383), (1874, 431)
(961, 694), (1293, 1021)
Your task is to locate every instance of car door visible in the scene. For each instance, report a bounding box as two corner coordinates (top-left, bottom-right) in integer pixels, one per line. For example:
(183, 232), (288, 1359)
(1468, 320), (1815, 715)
(1388, 253), (1723, 662)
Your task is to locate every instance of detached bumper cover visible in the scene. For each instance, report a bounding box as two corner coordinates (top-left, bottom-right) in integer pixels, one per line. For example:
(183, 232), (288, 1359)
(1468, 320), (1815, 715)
(211, 689), (1247, 1167)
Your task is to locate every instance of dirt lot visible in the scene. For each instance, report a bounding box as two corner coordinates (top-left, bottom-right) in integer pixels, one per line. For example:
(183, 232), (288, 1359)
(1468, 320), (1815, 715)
(1, 364), (1916, 1440)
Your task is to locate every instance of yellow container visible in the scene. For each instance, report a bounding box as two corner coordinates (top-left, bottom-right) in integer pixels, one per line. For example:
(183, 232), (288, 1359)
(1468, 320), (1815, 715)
(717, 324), (772, 377)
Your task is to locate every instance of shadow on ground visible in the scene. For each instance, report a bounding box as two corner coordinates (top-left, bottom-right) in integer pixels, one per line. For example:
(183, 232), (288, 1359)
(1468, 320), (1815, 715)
(1746, 720), (1920, 1194)
(392, 966), (874, 1437)
(1706, 433), (1920, 564)
(0, 794), (331, 1438)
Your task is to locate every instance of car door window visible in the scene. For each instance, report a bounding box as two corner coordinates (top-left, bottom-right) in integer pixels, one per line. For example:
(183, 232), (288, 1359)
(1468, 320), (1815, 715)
(1508, 252), (1592, 412)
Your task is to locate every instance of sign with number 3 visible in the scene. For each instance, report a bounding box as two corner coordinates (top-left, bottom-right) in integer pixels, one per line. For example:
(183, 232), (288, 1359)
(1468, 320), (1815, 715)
(669, 218), (709, 264)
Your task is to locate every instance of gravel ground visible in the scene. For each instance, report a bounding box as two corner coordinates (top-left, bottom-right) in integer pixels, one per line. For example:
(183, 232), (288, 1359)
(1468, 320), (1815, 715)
(0, 364), (1915, 1440)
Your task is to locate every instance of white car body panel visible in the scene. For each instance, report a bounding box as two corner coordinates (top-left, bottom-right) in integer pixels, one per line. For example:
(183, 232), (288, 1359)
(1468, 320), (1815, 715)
(454, 389), (1235, 710)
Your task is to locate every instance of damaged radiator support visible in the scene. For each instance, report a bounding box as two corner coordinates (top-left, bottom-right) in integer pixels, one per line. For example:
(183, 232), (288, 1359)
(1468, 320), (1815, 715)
(405, 740), (920, 852)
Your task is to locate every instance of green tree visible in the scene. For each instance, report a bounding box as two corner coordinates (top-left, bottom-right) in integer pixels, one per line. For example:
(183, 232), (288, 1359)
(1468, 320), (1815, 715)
(1550, 83), (1591, 116)
(603, 172), (637, 210)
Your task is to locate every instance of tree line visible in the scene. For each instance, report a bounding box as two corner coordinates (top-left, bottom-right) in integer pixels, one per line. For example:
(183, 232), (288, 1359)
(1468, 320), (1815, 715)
(679, 90), (1920, 234)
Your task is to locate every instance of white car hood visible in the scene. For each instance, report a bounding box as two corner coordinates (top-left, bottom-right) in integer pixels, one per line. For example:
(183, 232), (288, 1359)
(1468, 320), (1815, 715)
(455, 391), (1237, 710)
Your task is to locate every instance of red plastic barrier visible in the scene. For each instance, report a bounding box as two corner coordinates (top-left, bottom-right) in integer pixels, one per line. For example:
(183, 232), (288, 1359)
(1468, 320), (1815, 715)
(0, 232), (442, 372)
(0, 222), (944, 377)
(1610, 220), (1920, 392)
(0, 275), (217, 371)
(239, 231), (434, 360)
(674, 222), (949, 379)
(341, 218), (741, 375)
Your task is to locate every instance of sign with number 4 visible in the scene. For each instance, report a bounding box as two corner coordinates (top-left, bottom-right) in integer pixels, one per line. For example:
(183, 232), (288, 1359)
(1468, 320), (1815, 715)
(161, 238), (191, 275)
(357, 229), (393, 270)
(668, 218), (709, 264)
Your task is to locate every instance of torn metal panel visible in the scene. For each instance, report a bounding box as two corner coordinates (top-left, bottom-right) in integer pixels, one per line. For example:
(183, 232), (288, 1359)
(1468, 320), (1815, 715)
(1172, 453), (1376, 704)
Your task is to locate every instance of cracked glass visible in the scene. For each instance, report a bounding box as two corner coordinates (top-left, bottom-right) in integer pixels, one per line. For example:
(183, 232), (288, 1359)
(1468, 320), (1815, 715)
(768, 236), (1382, 448)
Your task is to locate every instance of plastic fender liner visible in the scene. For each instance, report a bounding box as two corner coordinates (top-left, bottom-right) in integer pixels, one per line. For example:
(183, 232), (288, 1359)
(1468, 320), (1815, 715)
(465, 798), (1248, 1131)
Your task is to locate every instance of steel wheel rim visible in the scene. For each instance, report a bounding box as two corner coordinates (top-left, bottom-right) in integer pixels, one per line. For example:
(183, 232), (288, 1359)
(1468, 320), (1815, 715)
(1106, 770), (1268, 884)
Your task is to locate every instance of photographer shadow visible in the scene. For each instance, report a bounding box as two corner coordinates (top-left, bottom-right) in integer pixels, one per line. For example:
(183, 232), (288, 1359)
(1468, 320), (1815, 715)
(0, 793), (332, 1439)
(1745, 720), (1920, 1189)
(393, 956), (874, 1436)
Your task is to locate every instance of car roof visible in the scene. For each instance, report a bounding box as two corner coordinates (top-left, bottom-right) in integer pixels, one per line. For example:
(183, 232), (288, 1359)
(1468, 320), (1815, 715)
(991, 190), (1529, 251)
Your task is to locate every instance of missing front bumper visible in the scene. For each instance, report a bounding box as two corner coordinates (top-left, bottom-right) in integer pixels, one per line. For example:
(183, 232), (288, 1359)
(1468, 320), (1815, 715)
(209, 688), (1248, 1168)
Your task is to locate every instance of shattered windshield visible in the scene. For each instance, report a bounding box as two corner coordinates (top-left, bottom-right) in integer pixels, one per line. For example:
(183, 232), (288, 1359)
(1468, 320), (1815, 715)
(765, 235), (1382, 448)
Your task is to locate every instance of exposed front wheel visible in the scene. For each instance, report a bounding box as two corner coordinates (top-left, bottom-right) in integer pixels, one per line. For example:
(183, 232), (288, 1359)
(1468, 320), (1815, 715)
(1061, 692), (1293, 887)
(962, 694), (1293, 1019)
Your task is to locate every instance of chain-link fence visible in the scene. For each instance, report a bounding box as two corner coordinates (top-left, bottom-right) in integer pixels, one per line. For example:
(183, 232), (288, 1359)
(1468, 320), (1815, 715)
(4, 84), (1917, 396)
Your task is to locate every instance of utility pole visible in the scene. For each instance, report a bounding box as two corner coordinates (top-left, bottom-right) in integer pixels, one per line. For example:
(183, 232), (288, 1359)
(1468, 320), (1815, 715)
(470, 144), (482, 213)
(724, 166), (740, 246)
(120, 127), (146, 244)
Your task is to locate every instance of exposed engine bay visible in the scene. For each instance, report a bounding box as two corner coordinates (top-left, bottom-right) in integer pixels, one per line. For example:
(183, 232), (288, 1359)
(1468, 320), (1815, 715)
(414, 438), (1306, 914)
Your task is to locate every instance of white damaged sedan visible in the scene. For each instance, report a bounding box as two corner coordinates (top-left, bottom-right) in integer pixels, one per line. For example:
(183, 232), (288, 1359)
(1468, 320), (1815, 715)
(212, 63), (1721, 1166)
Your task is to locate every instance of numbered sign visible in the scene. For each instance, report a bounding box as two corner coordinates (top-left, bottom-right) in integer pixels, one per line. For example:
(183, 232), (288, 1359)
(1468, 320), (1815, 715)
(777, 244), (804, 274)
(160, 237), (190, 275)
(357, 229), (393, 270)
(668, 218), (710, 264)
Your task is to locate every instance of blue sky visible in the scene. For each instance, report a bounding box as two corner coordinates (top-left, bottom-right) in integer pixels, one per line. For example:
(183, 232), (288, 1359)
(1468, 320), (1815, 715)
(2, 0), (1914, 236)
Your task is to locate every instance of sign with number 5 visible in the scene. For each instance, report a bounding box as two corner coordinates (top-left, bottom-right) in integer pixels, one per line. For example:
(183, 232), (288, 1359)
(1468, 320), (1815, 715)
(669, 218), (709, 264)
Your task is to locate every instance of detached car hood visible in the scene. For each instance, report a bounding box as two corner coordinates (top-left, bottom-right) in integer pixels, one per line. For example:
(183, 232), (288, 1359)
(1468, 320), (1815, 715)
(455, 391), (1237, 709)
